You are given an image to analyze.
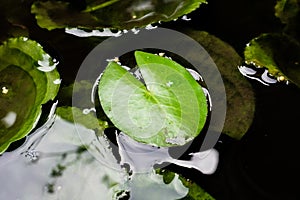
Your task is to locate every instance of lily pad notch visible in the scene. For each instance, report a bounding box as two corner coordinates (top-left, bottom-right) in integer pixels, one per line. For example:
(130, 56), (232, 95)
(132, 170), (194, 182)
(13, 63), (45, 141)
(98, 51), (208, 147)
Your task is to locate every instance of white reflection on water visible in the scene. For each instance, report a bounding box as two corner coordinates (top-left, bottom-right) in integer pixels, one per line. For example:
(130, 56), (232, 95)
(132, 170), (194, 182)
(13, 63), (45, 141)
(117, 132), (219, 175)
(128, 171), (188, 199)
(0, 96), (218, 199)
(0, 115), (212, 199)
(0, 118), (127, 200)
(238, 65), (278, 86)
(65, 28), (123, 37)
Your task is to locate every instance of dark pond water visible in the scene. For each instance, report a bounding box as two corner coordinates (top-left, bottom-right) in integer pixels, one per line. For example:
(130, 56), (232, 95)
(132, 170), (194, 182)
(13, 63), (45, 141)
(1, 0), (300, 199)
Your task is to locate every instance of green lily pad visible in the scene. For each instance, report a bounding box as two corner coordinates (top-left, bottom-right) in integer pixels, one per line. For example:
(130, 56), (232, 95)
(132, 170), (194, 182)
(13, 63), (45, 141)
(185, 30), (255, 140)
(0, 37), (60, 153)
(244, 33), (300, 87)
(31, 0), (207, 31)
(98, 51), (208, 147)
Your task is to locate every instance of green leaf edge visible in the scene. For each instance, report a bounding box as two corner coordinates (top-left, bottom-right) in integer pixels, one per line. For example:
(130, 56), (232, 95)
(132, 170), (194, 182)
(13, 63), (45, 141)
(134, 51), (208, 136)
(31, 0), (207, 31)
(0, 37), (60, 153)
(98, 51), (208, 147)
(244, 33), (300, 85)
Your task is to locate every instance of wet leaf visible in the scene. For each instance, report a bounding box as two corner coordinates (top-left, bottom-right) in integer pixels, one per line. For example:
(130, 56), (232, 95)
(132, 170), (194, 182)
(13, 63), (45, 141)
(56, 106), (108, 133)
(31, 0), (207, 30)
(0, 37), (60, 153)
(185, 30), (255, 139)
(244, 33), (300, 87)
(98, 51), (208, 147)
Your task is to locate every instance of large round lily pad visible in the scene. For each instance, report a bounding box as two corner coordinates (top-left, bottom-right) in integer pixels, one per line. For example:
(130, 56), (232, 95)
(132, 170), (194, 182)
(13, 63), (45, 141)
(31, 0), (207, 31)
(185, 30), (255, 140)
(0, 37), (60, 153)
(98, 51), (208, 147)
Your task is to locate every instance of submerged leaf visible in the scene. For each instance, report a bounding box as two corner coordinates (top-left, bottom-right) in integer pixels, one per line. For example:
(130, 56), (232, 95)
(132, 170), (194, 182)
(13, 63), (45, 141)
(98, 51), (208, 147)
(0, 37), (60, 153)
(57, 80), (94, 108)
(185, 30), (255, 139)
(244, 33), (300, 87)
(275, 0), (300, 24)
(56, 106), (108, 133)
(31, 0), (207, 30)
(0, 0), (31, 41)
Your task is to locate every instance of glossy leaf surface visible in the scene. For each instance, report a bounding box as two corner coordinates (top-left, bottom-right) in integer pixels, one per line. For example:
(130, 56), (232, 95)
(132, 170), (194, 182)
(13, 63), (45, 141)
(31, 0), (207, 30)
(244, 33), (300, 87)
(0, 37), (60, 153)
(98, 51), (208, 147)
